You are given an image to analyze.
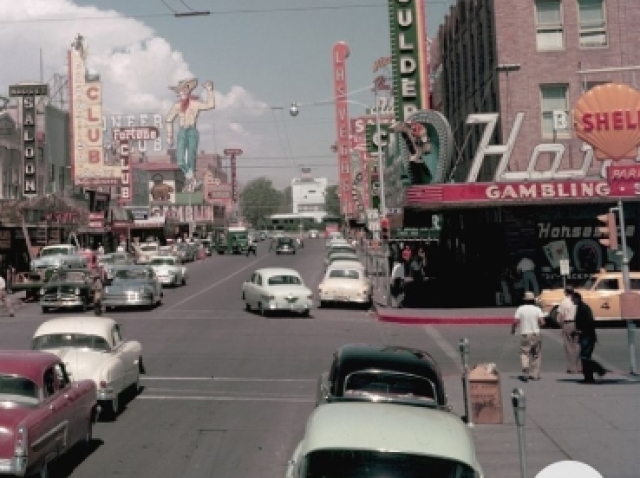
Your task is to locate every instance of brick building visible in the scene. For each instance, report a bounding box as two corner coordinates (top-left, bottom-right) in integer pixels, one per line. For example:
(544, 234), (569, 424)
(435, 0), (639, 182)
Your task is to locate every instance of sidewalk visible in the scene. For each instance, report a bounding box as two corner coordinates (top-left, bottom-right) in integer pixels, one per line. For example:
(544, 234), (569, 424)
(370, 284), (515, 325)
(443, 371), (640, 478)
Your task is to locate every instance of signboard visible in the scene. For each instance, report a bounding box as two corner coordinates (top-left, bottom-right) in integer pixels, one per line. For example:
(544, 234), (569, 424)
(387, 0), (430, 122)
(68, 36), (121, 186)
(366, 123), (392, 154)
(114, 127), (159, 204)
(333, 42), (353, 215)
(103, 113), (166, 154)
(224, 149), (242, 202)
(88, 212), (105, 229)
(9, 83), (49, 196)
(559, 259), (570, 276)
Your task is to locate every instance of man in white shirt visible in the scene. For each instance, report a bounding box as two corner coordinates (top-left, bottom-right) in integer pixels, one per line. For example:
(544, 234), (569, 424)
(557, 286), (581, 374)
(390, 260), (405, 308)
(511, 291), (545, 381)
(517, 256), (540, 296)
(0, 275), (14, 317)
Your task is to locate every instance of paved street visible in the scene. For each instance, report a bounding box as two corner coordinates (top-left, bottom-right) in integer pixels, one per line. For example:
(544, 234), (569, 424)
(1, 240), (638, 478)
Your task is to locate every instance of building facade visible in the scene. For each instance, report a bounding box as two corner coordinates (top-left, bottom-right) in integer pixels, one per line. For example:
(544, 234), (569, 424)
(0, 113), (22, 199)
(291, 174), (327, 223)
(436, 0), (640, 183)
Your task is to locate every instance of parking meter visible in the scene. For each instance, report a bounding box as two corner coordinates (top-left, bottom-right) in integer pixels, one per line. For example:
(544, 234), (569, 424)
(459, 338), (470, 367)
(511, 388), (527, 478)
(459, 338), (472, 426)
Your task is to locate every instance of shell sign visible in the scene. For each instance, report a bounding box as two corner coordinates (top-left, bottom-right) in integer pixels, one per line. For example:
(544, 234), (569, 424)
(574, 83), (640, 161)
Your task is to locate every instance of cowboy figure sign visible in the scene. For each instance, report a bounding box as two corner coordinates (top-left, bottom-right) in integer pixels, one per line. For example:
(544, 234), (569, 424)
(166, 78), (215, 192)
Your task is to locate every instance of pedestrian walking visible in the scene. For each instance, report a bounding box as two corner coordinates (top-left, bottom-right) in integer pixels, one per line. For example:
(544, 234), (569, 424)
(246, 237), (257, 256)
(401, 244), (412, 276)
(516, 256), (540, 296)
(511, 291), (545, 381)
(92, 275), (104, 316)
(390, 260), (405, 308)
(6, 266), (14, 294)
(572, 292), (609, 384)
(557, 286), (581, 374)
(0, 273), (15, 317)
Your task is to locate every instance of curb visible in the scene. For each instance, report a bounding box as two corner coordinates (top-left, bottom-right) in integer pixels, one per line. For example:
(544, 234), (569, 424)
(373, 304), (513, 326)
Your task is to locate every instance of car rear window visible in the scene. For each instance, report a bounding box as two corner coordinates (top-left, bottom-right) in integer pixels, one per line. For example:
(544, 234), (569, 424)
(32, 333), (111, 352)
(344, 371), (436, 402)
(329, 270), (360, 279)
(268, 275), (302, 286)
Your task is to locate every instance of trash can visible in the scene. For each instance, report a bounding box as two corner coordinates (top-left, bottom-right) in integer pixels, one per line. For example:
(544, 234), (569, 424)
(469, 363), (503, 424)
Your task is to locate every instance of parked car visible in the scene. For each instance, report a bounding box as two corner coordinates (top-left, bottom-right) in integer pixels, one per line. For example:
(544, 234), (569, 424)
(275, 237), (297, 255)
(0, 350), (98, 478)
(32, 317), (144, 419)
(315, 344), (448, 409)
(325, 232), (344, 247)
(536, 271), (640, 324)
(242, 267), (313, 317)
(318, 265), (372, 308)
(39, 269), (96, 313)
(134, 242), (160, 265)
(286, 402), (483, 478)
(149, 256), (188, 287)
(102, 266), (163, 310)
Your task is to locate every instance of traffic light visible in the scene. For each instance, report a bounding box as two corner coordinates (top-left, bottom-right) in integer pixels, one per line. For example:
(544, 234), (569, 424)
(380, 217), (390, 241)
(597, 212), (618, 250)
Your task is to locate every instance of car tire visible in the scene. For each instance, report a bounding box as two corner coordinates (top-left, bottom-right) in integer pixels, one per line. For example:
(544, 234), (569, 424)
(301, 309), (310, 318)
(319, 300), (326, 308)
(41, 306), (49, 314)
(245, 301), (251, 311)
(83, 419), (93, 448)
(181, 277), (187, 286)
(104, 395), (119, 419)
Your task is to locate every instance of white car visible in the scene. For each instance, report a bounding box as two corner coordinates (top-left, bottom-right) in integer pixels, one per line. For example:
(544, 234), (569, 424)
(31, 317), (144, 419)
(325, 233), (344, 248)
(286, 402), (484, 478)
(149, 256), (188, 286)
(318, 265), (372, 308)
(242, 267), (313, 317)
(134, 242), (160, 264)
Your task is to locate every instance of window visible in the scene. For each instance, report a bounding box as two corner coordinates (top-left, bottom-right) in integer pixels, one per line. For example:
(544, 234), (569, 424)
(595, 278), (619, 291)
(535, 0), (564, 50)
(578, 0), (608, 48)
(540, 85), (569, 137)
(112, 325), (123, 346)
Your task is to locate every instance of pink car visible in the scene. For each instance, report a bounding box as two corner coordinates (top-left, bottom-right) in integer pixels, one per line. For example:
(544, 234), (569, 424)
(0, 351), (98, 477)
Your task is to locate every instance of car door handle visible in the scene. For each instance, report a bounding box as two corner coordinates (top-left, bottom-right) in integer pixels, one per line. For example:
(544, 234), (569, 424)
(602, 303), (610, 309)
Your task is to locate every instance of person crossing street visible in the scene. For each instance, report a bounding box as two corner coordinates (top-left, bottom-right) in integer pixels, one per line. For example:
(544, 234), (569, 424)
(558, 286), (581, 374)
(247, 236), (257, 256)
(0, 273), (14, 317)
(511, 291), (545, 381)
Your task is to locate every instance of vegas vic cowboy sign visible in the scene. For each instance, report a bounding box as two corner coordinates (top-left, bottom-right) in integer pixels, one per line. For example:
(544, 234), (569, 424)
(165, 77), (216, 192)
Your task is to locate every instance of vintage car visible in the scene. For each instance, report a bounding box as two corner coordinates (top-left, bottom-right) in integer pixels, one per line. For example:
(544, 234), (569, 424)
(134, 242), (160, 265)
(315, 345), (448, 409)
(200, 238), (213, 256)
(102, 266), (163, 310)
(176, 243), (196, 262)
(318, 265), (372, 308)
(275, 237), (297, 255)
(242, 267), (313, 317)
(325, 249), (358, 267)
(308, 229), (319, 239)
(325, 231), (344, 247)
(39, 269), (95, 313)
(149, 256), (188, 286)
(32, 317), (144, 419)
(0, 350), (97, 478)
(285, 402), (483, 478)
(536, 271), (640, 323)
(30, 244), (87, 273)
(326, 253), (361, 269)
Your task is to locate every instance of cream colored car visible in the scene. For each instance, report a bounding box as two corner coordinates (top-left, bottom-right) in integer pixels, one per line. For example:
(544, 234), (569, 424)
(318, 264), (371, 308)
(537, 272), (640, 323)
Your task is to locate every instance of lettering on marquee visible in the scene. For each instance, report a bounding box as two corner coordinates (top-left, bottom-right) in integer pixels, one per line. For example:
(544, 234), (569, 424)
(537, 222), (635, 239)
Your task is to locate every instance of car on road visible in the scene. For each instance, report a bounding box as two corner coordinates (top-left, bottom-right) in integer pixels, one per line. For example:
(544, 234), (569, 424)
(318, 265), (371, 308)
(149, 256), (188, 287)
(325, 231), (344, 247)
(102, 265), (163, 310)
(134, 242), (160, 265)
(40, 269), (96, 313)
(326, 253), (361, 269)
(275, 237), (297, 255)
(286, 401), (483, 478)
(315, 344), (448, 409)
(242, 267), (313, 317)
(177, 242), (196, 262)
(30, 244), (87, 273)
(308, 229), (319, 239)
(0, 350), (98, 478)
(32, 317), (144, 419)
(536, 271), (640, 323)
(325, 249), (358, 267)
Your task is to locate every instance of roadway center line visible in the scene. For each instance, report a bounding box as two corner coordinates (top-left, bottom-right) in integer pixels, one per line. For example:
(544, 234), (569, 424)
(163, 254), (270, 311)
(142, 376), (315, 382)
(138, 395), (314, 403)
(422, 326), (463, 373)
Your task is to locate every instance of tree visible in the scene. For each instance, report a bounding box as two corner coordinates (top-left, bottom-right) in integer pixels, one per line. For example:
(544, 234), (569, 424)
(324, 185), (341, 217)
(240, 177), (283, 226)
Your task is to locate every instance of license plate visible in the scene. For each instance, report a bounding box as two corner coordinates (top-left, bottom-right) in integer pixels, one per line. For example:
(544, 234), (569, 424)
(335, 296), (348, 301)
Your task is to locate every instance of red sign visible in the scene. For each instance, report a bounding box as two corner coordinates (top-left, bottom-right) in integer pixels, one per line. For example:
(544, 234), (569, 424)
(404, 180), (632, 209)
(88, 212), (104, 228)
(333, 42), (353, 216)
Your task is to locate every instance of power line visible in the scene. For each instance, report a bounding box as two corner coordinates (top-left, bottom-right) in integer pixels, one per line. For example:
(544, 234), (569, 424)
(0, 3), (389, 24)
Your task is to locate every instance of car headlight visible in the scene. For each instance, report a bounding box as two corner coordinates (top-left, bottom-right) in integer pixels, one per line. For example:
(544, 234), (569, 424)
(74, 288), (81, 295)
(39, 288), (45, 296)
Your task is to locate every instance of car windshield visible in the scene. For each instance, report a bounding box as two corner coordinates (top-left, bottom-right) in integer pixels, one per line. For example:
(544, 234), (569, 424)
(330, 256), (359, 264)
(329, 249), (355, 257)
(40, 247), (72, 257)
(50, 271), (87, 283)
(150, 258), (176, 266)
(302, 450), (475, 478)
(344, 371), (436, 402)
(114, 269), (149, 280)
(278, 239), (294, 245)
(139, 245), (158, 252)
(32, 333), (111, 352)
(268, 275), (302, 286)
(329, 269), (360, 280)
(0, 374), (40, 405)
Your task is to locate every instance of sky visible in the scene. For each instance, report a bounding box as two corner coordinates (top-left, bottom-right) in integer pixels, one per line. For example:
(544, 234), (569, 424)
(0, 0), (455, 188)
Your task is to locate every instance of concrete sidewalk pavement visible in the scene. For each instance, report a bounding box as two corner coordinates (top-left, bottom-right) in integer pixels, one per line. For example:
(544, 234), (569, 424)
(443, 371), (640, 478)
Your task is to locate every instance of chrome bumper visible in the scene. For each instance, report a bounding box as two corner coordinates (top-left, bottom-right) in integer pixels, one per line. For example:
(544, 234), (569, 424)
(98, 388), (116, 401)
(319, 294), (369, 304)
(41, 296), (84, 307)
(268, 300), (313, 311)
(156, 275), (177, 285)
(103, 295), (154, 307)
(0, 457), (28, 476)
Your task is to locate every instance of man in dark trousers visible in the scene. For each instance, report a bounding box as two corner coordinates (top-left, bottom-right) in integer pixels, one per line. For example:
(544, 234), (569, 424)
(572, 292), (608, 383)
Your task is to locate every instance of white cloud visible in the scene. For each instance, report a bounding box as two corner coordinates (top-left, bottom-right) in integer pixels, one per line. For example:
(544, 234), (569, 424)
(0, 0), (293, 184)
